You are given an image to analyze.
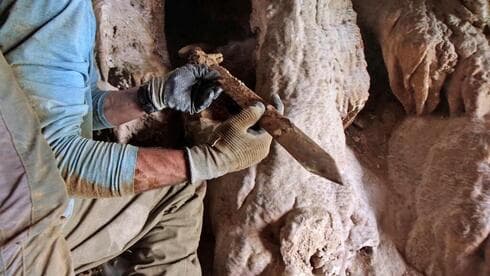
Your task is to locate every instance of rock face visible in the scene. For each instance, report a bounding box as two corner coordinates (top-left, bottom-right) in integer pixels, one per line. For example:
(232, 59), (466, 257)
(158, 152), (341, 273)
(93, 0), (184, 148)
(206, 1), (374, 275)
(94, 0), (169, 86)
(353, 0), (490, 117)
(348, 2), (490, 272)
(251, 1), (370, 128)
(387, 117), (490, 275)
(205, 0), (490, 275)
(92, 0), (490, 275)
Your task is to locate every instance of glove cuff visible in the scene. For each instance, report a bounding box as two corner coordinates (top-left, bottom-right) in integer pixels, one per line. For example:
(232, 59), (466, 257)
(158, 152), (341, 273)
(137, 84), (160, 114)
(185, 146), (228, 184)
(185, 146), (207, 184)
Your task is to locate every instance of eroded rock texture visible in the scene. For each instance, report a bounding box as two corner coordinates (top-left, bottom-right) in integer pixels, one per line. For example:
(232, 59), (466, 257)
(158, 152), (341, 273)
(93, 0), (184, 147)
(94, 0), (169, 85)
(387, 117), (490, 275)
(206, 1), (376, 275)
(346, 105), (490, 276)
(353, 0), (490, 117)
(251, 0), (370, 128)
(92, 1), (490, 275)
(206, 0), (490, 275)
(347, 2), (490, 272)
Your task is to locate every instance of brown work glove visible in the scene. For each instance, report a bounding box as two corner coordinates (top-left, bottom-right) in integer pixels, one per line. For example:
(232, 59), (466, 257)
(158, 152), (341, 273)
(185, 102), (272, 183)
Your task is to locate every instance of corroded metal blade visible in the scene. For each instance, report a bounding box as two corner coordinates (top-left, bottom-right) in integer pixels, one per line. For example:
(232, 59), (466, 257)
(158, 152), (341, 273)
(182, 47), (343, 185)
(272, 123), (344, 185)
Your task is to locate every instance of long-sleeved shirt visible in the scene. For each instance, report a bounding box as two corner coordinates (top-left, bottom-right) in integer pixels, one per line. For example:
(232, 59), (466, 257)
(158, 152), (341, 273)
(0, 0), (138, 200)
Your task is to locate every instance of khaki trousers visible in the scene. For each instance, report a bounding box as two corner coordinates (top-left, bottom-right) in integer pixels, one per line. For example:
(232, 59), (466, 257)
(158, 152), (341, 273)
(0, 48), (205, 276)
(65, 182), (205, 276)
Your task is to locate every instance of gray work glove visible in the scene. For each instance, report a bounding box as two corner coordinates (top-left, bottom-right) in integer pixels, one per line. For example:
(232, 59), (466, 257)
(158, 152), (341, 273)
(186, 102), (273, 183)
(139, 64), (223, 114)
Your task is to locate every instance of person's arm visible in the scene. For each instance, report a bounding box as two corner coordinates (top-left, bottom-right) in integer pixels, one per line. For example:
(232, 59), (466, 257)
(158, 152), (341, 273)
(134, 102), (278, 193)
(89, 58), (145, 128)
(101, 87), (146, 126)
(91, 64), (223, 128)
(3, 0), (253, 199)
(134, 148), (187, 193)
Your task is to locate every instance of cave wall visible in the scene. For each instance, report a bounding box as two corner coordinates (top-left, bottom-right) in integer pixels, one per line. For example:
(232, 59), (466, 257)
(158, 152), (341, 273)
(387, 117), (490, 275)
(206, 0), (490, 274)
(94, 0), (169, 86)
(352, 0), (490, 117)
(93, 0), (490, 275)
(207, 0), (380, 274)
(93, 0), (185, 148)
(351, 0), (490, 274)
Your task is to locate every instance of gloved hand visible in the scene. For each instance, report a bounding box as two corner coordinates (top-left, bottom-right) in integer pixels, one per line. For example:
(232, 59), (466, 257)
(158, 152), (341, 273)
(186, 102), (273, 183)
(138, 64), (223, 114)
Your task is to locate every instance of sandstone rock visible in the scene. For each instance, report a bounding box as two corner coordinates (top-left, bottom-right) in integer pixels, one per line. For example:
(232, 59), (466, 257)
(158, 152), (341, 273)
(93, 0), (169, 85)
(351, 2), (490, 272)
(251, 2), (370, 129)
(207, 1), (374, 275)
(93, 0), (181, 146)
(387, 117), (490, 275)
(353, 0), (490, 117)
(92, 1), (490, 275)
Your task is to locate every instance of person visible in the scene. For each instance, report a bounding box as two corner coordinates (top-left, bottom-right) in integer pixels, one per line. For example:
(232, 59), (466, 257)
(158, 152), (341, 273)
(0, 0), (281, 275)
